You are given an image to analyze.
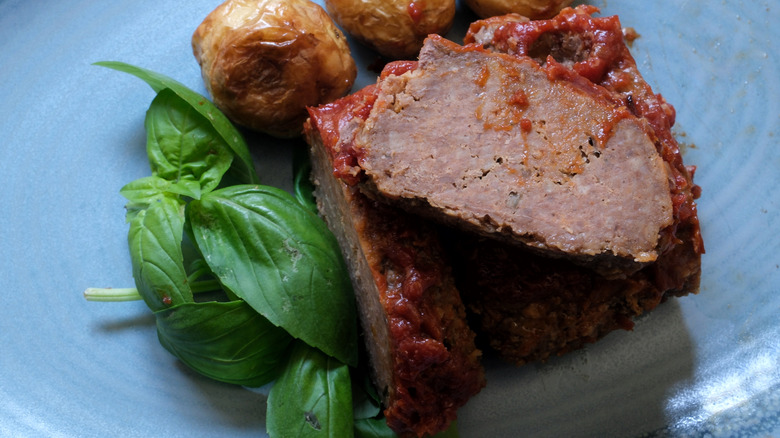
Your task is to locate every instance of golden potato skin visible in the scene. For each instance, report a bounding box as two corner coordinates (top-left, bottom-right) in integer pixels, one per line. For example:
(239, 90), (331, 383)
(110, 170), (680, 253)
(464, 0), (573, 20)
(325, 0), (456, 59)
(192, 0), (357, 138)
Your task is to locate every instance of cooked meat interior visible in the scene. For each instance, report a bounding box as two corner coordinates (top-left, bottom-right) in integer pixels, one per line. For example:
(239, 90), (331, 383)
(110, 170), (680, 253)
(464, 5), (703, 261)
(449, 5), (703, 364)
(352, 35), (674, 269)
(303, 2), (703, 423)
(304, 89), (485, 438)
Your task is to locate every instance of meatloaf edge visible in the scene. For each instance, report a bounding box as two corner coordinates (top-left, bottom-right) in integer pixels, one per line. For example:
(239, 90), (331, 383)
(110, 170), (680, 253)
(304, 93), (485, 437)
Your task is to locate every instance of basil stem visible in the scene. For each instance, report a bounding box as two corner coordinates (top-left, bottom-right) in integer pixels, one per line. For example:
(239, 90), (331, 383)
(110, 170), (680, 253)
(83, 279), (223, 302)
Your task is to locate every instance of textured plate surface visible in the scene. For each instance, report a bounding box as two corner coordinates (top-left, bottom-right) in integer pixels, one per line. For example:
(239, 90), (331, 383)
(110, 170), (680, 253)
(0, 0), (778, 436)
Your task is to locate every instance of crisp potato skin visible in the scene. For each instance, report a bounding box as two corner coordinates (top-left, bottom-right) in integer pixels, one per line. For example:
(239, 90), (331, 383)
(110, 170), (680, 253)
(464, 0), (573, 19)
(192, 0), (357, 138)
(325, 0), (455, 59)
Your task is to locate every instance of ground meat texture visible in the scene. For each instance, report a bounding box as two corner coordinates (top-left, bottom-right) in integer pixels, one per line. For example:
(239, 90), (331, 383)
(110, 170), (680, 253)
(303, 4), (702, 414)
(465, 5), (704, 259)
(444, 227), (700, 365)
(305, 98), (485, 438)
(447, 6), (702, 362)
(353, 35), (673, 273)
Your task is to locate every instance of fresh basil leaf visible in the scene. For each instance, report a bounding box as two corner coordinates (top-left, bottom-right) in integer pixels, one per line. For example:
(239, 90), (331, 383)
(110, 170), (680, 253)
(94, 61), (259, 185)
(267, 341), (353, 438)
(145, 88), (233, 199)
(155, 300), (292, 387)
(128, 194), (192, 311)
(354, 418), (398, 438)
(293, 147), (318, 213)
(120, 176), (172, 204)
(120, 176), (173, 222)
(188, 185), (358, 367)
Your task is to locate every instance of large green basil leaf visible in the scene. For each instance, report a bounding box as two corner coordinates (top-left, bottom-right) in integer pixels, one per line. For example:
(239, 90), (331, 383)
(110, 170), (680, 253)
(94, 61), (259, 185)
(155, 300), (292, 387)
(144, 89), (233, 199)
(267, 341), (353, 438)
(128, 194), (192, 311)
(188, 185), (358, 367)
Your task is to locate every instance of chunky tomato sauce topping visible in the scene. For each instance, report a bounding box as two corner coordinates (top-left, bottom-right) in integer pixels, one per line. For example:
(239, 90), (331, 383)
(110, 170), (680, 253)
(307, 86), (377, 186)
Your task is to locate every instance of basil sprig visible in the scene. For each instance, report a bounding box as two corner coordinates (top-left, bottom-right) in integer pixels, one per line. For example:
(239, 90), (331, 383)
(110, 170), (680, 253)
(89, 63), (361, 434)
(155, 300), (292, 387)
(89, 63), (458, 438)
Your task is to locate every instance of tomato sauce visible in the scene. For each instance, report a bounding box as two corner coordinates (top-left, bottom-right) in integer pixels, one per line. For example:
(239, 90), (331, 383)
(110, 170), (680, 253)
(466, 5), (703, 255)
(306, 85), (485, 436)
(407, 1), (425, 25)
(306, 86), (378, 186)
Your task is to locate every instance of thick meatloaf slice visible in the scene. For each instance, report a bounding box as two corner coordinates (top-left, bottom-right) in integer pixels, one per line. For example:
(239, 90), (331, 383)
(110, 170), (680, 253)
(304, 88), (485, 438)
(445, 228), (701, 365)
(312, 7), (702, 365)
(465, 5), (703, 259)
(352, 34), (674, 273)
(446, 6), (702, 364)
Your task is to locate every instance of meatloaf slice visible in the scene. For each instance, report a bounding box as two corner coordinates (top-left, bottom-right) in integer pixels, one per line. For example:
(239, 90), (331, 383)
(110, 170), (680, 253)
(464, 4), (704, 262)
(445, 5), (703, 364)
(304, 88), (485, 438)
(352, 35), (674, 274)
(445, 228), (700, 365)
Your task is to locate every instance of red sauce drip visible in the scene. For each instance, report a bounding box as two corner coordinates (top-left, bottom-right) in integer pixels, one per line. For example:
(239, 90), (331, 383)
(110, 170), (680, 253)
(407, 1), (425, 25)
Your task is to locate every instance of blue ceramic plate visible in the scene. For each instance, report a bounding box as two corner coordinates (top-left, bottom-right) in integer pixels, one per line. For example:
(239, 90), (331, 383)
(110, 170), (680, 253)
(1, 0), (777, 436)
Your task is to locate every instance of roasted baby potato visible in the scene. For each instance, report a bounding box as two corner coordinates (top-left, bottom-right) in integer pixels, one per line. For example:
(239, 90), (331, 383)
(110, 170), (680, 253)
(192, 0), (357, 138)
(325, 0), (456, 59)
(464, 0), (573, 19)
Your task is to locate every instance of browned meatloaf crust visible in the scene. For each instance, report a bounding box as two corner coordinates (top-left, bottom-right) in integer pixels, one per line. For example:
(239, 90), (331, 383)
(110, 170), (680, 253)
(304, 89), (485, 438)
(444, 228), (700, 364)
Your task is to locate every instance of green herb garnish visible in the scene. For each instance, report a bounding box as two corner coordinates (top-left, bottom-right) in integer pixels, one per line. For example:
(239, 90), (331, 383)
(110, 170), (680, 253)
(85, 63), (456, 438)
